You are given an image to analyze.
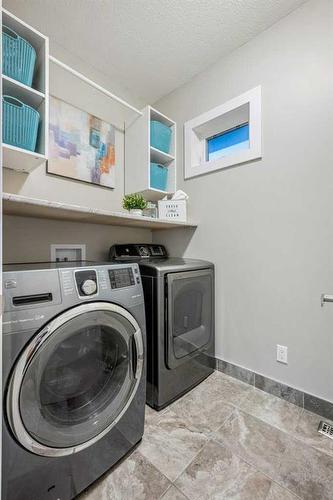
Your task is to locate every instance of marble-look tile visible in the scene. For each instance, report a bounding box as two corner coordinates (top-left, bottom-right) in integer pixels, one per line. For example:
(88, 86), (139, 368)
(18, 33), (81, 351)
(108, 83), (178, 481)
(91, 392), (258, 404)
(80, 450), (170, 500)
(216, 359), (255, 385)
(239, 387), (302, 434)
(170, 371), (250, 434)
(213, 408), (288, 480)
(304, 393), (333, 421)
(138, 409), (207, 482)
(254, 374), (303, 407)
(175, 440), (271, 500)
(265, 482), (299, 500)
(145, 404), (169, 425)
(277, 438), (333, 500)
(193, 370), (252, 405)
(161, 485), (189, 500)
(294, 410), (333, 458)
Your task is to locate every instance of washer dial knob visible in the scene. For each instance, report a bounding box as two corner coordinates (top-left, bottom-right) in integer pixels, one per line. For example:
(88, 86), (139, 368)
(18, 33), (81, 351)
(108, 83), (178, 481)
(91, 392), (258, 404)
(81, 279), (97, 296)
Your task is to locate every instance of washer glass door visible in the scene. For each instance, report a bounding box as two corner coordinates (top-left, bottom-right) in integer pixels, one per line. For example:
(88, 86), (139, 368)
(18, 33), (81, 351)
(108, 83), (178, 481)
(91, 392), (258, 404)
(8, 302), (143, 456)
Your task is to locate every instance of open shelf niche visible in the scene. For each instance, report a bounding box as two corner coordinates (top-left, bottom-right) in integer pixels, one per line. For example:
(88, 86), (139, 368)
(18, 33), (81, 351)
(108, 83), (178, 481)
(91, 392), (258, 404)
(2, 8), (49, 172)
(125, 105), (176, 201)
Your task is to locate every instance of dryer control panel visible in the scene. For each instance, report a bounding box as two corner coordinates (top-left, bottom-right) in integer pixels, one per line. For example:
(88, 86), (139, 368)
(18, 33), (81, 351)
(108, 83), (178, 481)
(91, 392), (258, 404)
(109, 244), (168, 260)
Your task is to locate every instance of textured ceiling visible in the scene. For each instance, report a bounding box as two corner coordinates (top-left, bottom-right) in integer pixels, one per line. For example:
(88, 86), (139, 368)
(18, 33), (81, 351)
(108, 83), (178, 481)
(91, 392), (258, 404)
(5, 0), (306, 104)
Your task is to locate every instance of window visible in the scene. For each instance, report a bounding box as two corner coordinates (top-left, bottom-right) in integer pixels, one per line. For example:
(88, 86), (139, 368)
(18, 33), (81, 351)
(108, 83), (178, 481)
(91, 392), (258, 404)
(184, 86), (261, 179)
(207, 123), (249, 161)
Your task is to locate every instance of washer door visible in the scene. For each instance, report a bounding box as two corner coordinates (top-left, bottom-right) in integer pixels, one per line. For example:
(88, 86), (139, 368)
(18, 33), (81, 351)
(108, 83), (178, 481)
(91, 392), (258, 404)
(7, 302), (144, 457)
(166, 269), (213, 369)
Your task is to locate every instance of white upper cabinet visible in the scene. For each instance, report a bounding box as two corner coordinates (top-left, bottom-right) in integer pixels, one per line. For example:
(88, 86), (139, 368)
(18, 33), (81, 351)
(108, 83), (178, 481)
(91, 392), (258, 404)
(125, 105), (176, 201)
(2, 8), (49, 172)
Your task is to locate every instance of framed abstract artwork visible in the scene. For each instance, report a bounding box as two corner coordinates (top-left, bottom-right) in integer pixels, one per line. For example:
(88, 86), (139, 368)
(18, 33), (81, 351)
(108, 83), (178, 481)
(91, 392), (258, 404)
(48, 96), (116, 188)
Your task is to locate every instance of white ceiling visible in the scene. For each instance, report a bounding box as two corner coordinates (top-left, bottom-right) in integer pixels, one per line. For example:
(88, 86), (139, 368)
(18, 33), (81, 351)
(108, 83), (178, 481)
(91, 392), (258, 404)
(5, 0), (306, 105)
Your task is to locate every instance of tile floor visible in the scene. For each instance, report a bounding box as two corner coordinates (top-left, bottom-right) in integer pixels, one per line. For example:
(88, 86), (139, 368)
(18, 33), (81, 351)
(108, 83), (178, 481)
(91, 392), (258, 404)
(81, 371), (333, 500)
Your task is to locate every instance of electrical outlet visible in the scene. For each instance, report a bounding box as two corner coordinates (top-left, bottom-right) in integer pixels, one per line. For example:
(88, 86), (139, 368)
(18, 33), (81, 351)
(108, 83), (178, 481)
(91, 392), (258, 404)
(277, 344), (288, 364)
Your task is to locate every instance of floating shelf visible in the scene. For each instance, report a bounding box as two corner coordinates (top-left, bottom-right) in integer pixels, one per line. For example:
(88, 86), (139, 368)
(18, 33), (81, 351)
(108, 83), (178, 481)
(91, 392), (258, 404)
(150, 146), (174, 164)
(3, 193), (197, 230)
(140, 188), (171, 202)
(3, 144), (46, 172)
(2, 75), (45, 108)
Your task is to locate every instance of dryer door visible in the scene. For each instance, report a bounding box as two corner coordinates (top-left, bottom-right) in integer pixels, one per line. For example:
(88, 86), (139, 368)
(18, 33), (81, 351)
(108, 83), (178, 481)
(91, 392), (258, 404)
(166, 269), (213, 369)
(7, 302), (144, 457)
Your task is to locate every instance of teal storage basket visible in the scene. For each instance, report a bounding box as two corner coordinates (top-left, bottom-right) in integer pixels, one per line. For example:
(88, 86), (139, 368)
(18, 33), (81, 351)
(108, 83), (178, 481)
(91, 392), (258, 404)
(3, 95), (40, 152)
(150, 163), (168, 191)
(2, 25), (37, 87)
(150, 120), (172, 154)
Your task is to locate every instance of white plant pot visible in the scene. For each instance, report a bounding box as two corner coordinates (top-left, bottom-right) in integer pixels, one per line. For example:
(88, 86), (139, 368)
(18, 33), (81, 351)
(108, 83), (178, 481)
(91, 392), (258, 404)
(129, 209), (143, 216)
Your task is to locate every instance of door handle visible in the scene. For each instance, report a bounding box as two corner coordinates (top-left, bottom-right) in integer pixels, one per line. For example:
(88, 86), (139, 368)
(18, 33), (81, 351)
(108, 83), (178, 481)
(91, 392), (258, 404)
(321, 294), (333, 307)
(132, 329), (144, 380)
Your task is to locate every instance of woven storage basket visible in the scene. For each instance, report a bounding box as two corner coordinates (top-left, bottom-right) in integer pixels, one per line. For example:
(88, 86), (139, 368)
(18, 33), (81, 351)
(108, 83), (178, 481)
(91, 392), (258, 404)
(3, 95), (40, 152)
(150, 163), (168, 191)
(150, 120), (172, 153)
(2, 25), (36, 86)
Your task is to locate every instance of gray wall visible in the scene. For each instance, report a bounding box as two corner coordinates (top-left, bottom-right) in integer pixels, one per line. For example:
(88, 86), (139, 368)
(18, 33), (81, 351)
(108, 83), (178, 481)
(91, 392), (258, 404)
(3, 51), (132, 212)
(3, 215), (151, 264)
(3, 4), (152, 262)
(154, 0), (333, 401)
(3, 0), (144, 212)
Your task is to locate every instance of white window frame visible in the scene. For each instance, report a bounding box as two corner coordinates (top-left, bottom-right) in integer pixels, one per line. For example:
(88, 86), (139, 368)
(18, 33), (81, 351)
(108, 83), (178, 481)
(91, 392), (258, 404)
(184, 86), (262, 179)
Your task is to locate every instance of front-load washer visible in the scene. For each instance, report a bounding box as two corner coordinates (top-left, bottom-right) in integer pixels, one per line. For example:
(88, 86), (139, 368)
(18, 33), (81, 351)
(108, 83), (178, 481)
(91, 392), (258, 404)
(2, 261), (146, 500)
(109, 244), (215, 410)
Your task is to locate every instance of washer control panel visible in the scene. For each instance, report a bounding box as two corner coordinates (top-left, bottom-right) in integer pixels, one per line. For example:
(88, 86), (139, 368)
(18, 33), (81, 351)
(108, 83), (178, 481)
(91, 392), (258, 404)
(75, 270), (98, 297)
(109, 267), (136, 289)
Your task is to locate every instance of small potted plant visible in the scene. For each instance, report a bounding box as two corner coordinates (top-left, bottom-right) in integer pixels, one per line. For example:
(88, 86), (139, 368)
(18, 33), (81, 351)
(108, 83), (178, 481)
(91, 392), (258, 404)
(122, 193), (147, 216)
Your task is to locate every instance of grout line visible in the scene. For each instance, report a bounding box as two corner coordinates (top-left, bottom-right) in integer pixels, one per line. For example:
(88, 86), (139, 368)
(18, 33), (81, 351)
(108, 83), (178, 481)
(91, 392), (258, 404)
(169, 438), (209, 485)
(151, 378), (331, 500)
(135, 449), (173, 490)
(217, 393), (333, 461)
(208, 392), (333, 494)
(159, 483), (174, 499)
(209, 433), (287, 494)
(171, 483), (191, 499)
(142, 409), (210, 485)
(267, 479), (303, 500)
(209, 422), (306, 500)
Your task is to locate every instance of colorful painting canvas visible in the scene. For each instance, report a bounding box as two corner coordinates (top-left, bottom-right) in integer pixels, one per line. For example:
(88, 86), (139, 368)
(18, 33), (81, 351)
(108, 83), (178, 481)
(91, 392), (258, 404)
(48, 96), (116, 188)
